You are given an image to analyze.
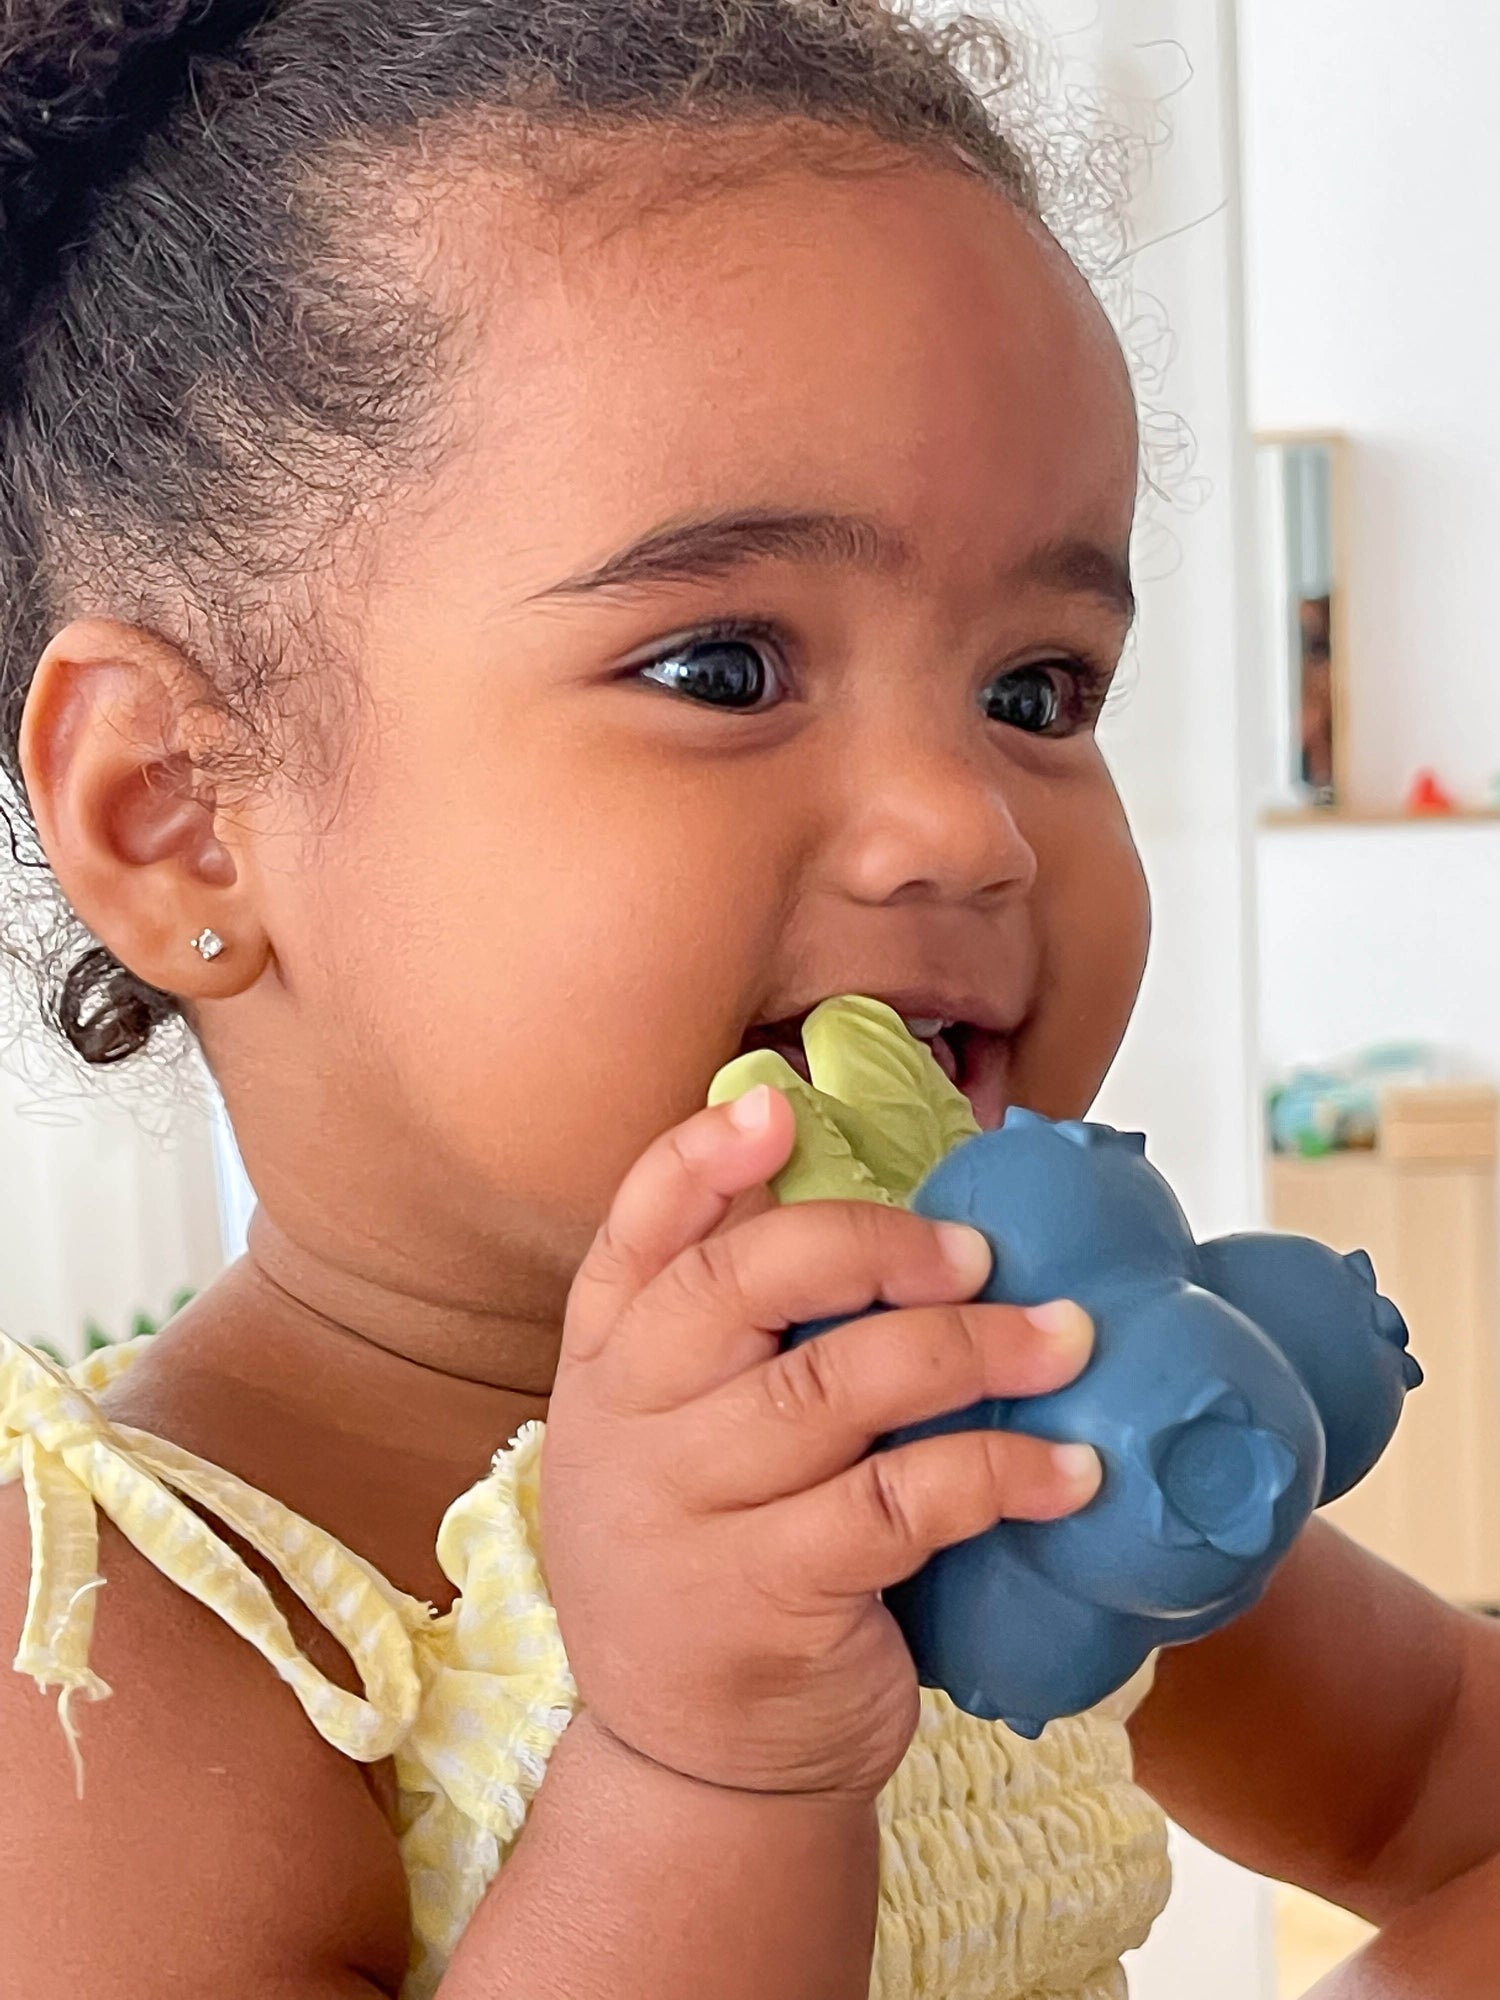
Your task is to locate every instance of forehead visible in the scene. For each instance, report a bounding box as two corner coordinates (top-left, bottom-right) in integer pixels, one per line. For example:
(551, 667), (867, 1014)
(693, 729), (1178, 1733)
(438, 144), (1138, 577)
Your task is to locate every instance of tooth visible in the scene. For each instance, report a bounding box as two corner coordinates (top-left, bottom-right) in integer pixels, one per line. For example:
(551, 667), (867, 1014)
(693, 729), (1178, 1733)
(902, 1017), (948, 1040)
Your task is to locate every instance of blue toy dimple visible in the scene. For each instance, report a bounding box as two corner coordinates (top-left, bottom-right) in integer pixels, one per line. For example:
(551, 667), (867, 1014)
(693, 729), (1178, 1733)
(789, 1110), (1418, 1737)
(1153, 1408), (1299, 1557)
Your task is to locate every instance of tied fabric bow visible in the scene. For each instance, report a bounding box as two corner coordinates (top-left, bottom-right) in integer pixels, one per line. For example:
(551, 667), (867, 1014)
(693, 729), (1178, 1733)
(0, 1332), (425, 1790)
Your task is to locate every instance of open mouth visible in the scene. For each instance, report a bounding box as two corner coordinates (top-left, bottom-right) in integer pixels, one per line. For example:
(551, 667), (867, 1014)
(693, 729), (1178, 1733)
(739, 1001), (1016, 1131)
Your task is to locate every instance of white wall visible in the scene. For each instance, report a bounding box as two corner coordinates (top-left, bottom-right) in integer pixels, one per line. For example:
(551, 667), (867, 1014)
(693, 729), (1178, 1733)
(1242, 3), (1500, 1087)
(1086, 2), (1265, 1245)
(1243, 19), (1500, 1990)
(1240, 0), (1500, 810)
(1260, 823), (1500, 1076)
(0, 1040), (225, 1356)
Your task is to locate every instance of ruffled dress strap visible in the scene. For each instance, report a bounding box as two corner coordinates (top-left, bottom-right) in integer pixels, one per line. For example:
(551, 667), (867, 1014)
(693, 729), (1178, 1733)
(0, 1329), (430, 1786)
(394, 1426), (578, 1996)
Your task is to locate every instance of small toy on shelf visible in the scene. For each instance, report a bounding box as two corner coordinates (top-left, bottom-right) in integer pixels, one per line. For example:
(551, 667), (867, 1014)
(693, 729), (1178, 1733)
(712, 999), (1420, 1738)
(1407, 769), (1457, 816)
(1266, 1043), (1447, 1157)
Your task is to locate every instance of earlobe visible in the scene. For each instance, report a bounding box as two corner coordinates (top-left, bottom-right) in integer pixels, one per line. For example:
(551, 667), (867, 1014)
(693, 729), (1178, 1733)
(19, 617), (271, 1000)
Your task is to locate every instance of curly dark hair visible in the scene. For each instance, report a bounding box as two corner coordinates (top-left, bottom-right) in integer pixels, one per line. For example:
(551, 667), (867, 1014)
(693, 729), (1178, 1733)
(0, 0), (1099, 1067)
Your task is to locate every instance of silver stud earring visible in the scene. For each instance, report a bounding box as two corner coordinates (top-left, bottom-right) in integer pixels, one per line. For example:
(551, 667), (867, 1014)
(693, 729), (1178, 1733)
(189, 928), (225, 963)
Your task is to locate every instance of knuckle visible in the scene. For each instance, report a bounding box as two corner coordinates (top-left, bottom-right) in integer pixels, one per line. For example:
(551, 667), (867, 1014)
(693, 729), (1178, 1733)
(563, 1225), (636, 1360)
(765, 1335), (844, 1423)
(831, 1201), (960, 1304)
(842, 1198), (908, 1265)
(665, 1121), (709, 1176)
(888, 1303), (987, 1403)
(862, 1453), (923, 1553)
(936, 1301), (990, 1377)
(979, 1431), (1026, 1510)
(790, 1198), (889, 1279)
(579, 1217), (634, 1292)
(660, 1232), (748, 1321)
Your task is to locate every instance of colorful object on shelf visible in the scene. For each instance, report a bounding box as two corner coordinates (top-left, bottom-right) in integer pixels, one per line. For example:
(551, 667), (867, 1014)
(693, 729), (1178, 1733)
(1407, 769), (1457, 816)
(1267, 1071), (1350, 1158)
(1267, 1044), (1452, 1157)
(712, 1001), (1419, 1737)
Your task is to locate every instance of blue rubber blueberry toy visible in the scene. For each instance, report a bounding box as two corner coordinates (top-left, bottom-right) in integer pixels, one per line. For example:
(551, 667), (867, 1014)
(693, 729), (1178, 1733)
(876, 1112), (1420, 1736)
(710, 998), (1421, 1740)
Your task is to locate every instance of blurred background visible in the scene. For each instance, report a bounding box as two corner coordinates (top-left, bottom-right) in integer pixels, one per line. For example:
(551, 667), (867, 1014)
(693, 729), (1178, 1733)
(3, 2), (1496, 1994)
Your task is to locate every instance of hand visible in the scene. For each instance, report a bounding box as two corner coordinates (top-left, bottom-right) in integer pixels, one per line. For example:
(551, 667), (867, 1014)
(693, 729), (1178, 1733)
(544, 1085), (1101, 1801)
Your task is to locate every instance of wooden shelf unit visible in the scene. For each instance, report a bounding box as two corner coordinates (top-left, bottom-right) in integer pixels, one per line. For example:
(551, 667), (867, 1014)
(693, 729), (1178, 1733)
(1269, 1085), (1500, 1606)
(1261, 807), (1500, 829)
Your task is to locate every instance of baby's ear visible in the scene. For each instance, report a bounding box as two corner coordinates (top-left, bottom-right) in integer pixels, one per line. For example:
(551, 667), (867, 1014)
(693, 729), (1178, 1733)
(19, 617), (271, 1002)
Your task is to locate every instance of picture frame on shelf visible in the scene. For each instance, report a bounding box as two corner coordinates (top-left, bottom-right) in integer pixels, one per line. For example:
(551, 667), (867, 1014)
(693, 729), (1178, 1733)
(1256, 431), (1351, 813)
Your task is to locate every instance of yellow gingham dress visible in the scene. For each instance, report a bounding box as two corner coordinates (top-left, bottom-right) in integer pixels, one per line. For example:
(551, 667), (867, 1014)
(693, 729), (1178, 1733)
(1, 1330), (1169, 1999)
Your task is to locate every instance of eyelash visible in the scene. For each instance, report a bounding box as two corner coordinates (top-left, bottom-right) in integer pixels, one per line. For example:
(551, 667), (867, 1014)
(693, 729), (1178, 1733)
(632, 620), (1114, 737)
(634, 620), (791, 711)
(994, 655), (1116, 737)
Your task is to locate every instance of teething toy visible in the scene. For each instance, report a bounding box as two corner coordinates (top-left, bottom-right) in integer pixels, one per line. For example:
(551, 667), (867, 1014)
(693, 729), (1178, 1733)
(711, 998), (1420, 1737)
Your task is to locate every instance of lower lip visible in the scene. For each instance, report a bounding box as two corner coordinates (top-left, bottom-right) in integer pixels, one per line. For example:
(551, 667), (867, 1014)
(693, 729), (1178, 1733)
(953, 1029), (1013, 1132)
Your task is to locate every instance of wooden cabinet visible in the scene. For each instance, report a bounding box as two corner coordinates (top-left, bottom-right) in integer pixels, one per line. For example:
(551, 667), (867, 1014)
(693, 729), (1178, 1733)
(1268, 1086), (1500, 1606)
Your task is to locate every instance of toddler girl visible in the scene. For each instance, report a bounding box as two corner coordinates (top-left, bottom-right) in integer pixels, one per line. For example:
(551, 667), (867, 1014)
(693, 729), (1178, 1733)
(1, 4), (1498, 1997)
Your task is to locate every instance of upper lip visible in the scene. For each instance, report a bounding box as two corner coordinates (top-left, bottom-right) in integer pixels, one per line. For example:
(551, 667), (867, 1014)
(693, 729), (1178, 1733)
(750, 989), (1024, 1039)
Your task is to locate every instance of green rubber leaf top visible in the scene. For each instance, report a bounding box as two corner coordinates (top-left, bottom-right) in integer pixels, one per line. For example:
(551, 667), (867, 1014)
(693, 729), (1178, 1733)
(708, 996), (979, 1208)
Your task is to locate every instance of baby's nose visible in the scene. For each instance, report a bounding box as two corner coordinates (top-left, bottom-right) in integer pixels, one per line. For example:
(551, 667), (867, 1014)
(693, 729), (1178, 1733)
(828, 738), (1038, 909)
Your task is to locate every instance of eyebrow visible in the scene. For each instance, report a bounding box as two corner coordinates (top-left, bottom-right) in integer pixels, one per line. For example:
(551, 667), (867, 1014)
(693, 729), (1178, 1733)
(530, 508), (1135, 621)
(530, 508), (910, 600)
(1017, 537), (1137, 622)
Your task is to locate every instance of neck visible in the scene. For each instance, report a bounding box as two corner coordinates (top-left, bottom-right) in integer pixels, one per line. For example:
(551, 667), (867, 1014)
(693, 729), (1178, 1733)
(130, 1209), (561, 1608)
(243, 1206), (566, 1400)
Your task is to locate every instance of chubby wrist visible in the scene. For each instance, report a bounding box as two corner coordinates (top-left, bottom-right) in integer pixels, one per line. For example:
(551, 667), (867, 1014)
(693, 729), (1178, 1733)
(562, 1708), (886, 1827)
(572, 1704), (880, 1816)
(464, 1708), (884, 1999)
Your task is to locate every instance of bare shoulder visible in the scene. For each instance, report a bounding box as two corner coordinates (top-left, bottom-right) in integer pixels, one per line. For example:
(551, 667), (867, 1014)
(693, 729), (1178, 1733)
(0, 1479), (410, 1998)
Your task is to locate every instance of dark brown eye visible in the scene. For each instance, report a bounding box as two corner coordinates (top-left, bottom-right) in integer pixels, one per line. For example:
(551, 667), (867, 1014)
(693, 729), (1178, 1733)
(982, 662), (1079, 735)
(640, 638), (779, 710)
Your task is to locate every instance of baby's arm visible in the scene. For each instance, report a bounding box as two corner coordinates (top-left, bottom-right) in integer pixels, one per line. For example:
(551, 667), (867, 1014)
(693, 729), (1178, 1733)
(1130, 1518), (1500, 1987)
(0, 1456), (879, 2000)
(0, 1489), (412, 1998)
(3, 1092), (1099, 2000)
(441, 1713), (882, 1997)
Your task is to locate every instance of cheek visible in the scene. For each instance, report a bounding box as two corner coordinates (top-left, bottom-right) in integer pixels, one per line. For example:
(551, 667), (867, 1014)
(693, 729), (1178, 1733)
(1019, 777), (1149, 1116)
(291, 719), (786, 1224)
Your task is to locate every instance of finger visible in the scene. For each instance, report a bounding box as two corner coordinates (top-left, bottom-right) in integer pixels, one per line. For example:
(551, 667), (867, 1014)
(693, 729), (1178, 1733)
(685, 1298), (1094, 1505)
(601, 1198), (998, 1410)
(564, 1086), (797, 1362)
(758, 1429), (1104, 1598)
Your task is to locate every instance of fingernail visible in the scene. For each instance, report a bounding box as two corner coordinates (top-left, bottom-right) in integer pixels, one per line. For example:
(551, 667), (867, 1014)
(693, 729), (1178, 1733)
(1052, 1443), (1103, 1493)
(727, 1085), (774, 1135)
(936, 1223), (992, 1287)
(1026, 1300), (1093, 1351)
